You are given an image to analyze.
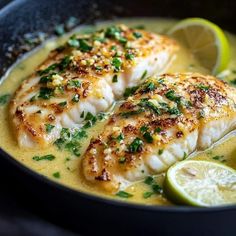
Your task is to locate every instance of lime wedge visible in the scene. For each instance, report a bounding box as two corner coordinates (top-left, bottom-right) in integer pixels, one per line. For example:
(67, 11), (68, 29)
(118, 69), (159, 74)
(164, 160), (236, 206)
(168, 18), (230, 74)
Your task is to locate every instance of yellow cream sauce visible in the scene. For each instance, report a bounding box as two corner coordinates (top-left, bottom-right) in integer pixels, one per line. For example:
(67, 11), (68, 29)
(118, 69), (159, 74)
(0, 18), (236, 206)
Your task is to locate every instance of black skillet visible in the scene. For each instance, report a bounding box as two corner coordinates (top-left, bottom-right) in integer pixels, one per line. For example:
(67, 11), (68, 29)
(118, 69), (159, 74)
(0, 0), (236, 235)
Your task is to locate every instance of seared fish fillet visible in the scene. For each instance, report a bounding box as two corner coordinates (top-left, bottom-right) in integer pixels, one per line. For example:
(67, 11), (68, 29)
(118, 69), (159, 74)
(82, 73), (236, 193)
(10, 25), (178, 148)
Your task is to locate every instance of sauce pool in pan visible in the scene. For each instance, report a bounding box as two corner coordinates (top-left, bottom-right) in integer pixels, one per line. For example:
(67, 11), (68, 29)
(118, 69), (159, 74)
(0, 18), (236, 206)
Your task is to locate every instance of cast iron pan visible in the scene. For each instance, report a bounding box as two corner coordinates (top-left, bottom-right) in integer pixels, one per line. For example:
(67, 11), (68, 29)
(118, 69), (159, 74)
(0, 0), (236, 235)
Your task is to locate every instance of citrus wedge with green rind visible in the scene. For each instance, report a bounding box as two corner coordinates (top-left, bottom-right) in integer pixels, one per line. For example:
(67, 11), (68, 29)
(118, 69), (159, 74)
(164, 160), (236, 206)
(168, 18), (230, 75)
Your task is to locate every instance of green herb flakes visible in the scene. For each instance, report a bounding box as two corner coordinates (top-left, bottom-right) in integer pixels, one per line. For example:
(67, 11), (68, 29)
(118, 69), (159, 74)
(112, 74), (118, 83)
(112, 57), (122, 72)
(123, 86), (139, 98)
(144, 176), (154, 185)
(116, 191), (133, 198)
(128, 138), (143, 153)
(72, 94), (80, 103)
(133, 32), (142, 39)
(53, 171), (61, 179)
(152, 184), (163, 194)
(32, 154), (55, 161)
(45, 124), (55, 133)
(38, 87), (54, 100)
(143, 191), (153, 199)
(0, 94), (10, 106)
(119, 157), (126, 164)
(140, 70), (147, 80)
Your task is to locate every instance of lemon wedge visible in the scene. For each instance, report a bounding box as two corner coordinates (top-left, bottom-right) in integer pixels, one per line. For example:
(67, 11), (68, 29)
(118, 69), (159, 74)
(168, 18), (230, 74)
(164, 160), (236, 206)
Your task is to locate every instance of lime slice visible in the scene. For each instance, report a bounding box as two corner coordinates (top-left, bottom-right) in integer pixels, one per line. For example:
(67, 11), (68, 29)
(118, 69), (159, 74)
(168, 18), (230, 74)
(164, 160), (236, 206)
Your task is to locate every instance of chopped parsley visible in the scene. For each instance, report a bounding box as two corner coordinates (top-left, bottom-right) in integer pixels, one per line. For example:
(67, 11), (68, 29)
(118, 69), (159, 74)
(138, 99), (161, 115)
(197, 84), (210, 91)
(38, 87), (54, 100)
(67, 36), (79, 47)
(112, 57), (122, 72)
(143, 131), (153, 143)
(54, 128), (87, 156)
(116, 191), (133, 198)
(121, 108), (145, 118)
(165, 90), (181, 104)
(140, 70), (147, 80)
(105, 26), (121, 39)
(112, 74), (118, 83)
(45, 124), (55, 133)
(128, 138), (143, 153)
(83, 112), (97, 128)
(155, 127), (162, 133)
(78, 39), (93, 52)
(158, 149), (164, 155)
(125, 52), (134, 60)
(0, 94), (10, 106)
(67, 79), (81, 88)
(39, 73), (55, 83)
(123, 86), (139, 98)
(119, 157), (126, 164)
(133, 32), (142, 39)
(212, 155), (226, 162)
(183, 152), (187, 160)
(116, 133), (124, 142)
(58, 101), (67, 107)
(168, 107), (181, 116)
(152, 184), (163, 194)
(72, 94), (80, 103)
(38, 63), (58, 76)
(144, 176), (154, 185)
(32, 154), (55, 161)
(140, 126), (148, 134)
(143, 191), (153, 199)
(53, 171), (61, 179)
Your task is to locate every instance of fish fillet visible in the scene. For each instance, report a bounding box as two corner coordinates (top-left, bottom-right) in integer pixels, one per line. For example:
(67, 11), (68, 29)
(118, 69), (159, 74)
(10, 25), (178, 148)
(82, 73), (236, 193)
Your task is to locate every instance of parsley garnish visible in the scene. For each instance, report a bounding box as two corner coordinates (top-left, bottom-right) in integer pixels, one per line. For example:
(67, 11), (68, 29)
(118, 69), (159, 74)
(144, 176), (154, 185)
(165, 90), (181, 104)
(140, 70), (147, 80)
(121, 108), (145, 118)
(197, 84), (209, 91)
(0, 94), (10, 106)
(133, 32), (142, 38)
(158, 149), (164, 155)
(32, 154), (55, 161)
(128, 138), (143, 153)
(143, 191), (153, 199)
(112, 57), (122, 72)
(123, 86), (139, 98)
(152, 184), (163, 194)
(143, 131), (153, 143)
(58, 101), (67, 107)
(116, 191), (133, 198)
(125, 52), (134, 60)
(138, 99), (161, 115)
(112, 74), (118, 83)
(38, 87), (54, 100)
(67, 79), (81, 88)
(53, 171), (61, 179)
(119, 157), (126, 164)
(78, 39), (93, 52)
(45, 124), (55, 133)
(72, 94), (80, 103)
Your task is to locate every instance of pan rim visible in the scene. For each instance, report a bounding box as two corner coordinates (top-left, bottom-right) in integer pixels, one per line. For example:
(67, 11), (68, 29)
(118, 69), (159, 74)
(1, 147), (235, 213)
